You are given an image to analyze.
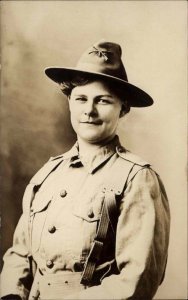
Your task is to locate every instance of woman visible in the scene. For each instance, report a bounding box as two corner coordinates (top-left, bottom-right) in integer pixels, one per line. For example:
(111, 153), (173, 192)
(1, 40), (170, 300)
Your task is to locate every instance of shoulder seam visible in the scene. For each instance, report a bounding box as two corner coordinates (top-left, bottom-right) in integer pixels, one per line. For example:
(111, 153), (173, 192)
(118, 151), (150, 167)
(49, 154), (64, 161)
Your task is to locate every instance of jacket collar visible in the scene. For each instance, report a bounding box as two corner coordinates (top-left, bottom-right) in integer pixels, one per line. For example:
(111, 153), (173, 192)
(62, 135), (122, 174)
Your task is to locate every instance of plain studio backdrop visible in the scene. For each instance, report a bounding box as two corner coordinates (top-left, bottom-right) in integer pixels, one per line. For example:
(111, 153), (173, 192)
(0, 1), (187, 299)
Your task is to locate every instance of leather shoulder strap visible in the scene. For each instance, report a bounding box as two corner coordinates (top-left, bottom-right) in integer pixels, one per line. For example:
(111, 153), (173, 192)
(81, 154), (148, 285)
(80, 153), (151, 285)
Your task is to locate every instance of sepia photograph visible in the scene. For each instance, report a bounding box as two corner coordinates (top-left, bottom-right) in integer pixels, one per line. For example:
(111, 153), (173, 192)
(0, 1), (187, 299)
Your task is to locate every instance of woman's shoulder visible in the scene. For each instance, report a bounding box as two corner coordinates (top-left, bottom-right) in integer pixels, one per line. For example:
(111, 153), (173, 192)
(29, 155), (65, 185)
(115, 147), (161, 187)
(29, 146), (76, 185)
(116, 146), (151, 168)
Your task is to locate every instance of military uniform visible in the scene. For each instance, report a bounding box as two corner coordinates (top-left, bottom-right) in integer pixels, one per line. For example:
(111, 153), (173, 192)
(1, 136), (170, 300)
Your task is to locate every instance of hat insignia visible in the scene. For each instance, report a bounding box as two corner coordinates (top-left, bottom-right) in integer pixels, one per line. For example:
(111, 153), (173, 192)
(89, 46), (111, 62)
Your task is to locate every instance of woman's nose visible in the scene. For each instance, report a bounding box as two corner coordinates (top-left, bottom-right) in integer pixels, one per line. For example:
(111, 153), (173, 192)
(84, 101), (97, 116)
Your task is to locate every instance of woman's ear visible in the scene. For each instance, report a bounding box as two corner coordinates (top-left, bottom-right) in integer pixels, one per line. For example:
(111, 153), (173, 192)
(119, 110), (126, 118)
(119, 101), (130, 118)
(119, 105), (126, 118)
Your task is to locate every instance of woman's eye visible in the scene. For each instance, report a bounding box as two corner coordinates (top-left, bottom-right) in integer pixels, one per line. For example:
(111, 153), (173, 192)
(98, 99), (111, 104)
(75, 97), (87, 102)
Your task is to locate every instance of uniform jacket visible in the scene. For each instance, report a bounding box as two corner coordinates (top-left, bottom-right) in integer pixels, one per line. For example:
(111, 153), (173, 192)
(1, 137), (170, 300)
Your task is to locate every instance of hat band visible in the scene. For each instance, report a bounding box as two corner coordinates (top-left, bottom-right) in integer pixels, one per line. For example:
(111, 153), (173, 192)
(76, 62), (127, 81)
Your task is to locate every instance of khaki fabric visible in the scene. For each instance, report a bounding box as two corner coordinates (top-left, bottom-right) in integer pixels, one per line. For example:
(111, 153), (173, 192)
(1, 137), (170, 300)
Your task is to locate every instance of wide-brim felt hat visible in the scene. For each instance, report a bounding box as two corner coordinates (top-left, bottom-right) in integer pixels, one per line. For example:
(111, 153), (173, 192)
(45, 40), (153, 107)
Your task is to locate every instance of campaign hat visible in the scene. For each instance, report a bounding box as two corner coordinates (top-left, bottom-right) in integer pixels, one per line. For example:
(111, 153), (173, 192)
(45, 40), (153, 107)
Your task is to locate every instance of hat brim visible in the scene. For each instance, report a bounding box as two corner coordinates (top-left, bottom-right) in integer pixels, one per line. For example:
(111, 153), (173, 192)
(45, 67), (153, 107)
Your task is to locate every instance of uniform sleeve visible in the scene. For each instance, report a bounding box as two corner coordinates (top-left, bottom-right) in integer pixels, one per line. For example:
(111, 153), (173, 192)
(69, 168), (170, 300)
(1, 186), (34, 300)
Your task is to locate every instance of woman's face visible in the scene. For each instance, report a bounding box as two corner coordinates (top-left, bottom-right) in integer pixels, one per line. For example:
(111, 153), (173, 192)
(68, 80), (123, 144)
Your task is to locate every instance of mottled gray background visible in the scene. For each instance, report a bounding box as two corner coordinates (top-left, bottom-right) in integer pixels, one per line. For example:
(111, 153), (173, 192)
(1, 1), (187, 299)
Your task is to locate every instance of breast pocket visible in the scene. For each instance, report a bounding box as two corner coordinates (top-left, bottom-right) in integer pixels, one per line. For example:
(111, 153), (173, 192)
(73, 192), (104, 223)
(30, 193), (52, 253)
(72, 192), (104, 252)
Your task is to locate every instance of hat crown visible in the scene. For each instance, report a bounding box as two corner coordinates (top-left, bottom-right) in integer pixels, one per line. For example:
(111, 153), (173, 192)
(76, 40), (128, 81)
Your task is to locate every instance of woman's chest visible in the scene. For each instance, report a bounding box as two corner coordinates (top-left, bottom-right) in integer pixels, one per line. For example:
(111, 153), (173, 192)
(30, 165), (106, 258)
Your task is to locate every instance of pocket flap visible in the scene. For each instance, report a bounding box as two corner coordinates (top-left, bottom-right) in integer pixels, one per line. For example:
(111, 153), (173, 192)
(31, 191), (52, 215)
(73, 193), (104, 222)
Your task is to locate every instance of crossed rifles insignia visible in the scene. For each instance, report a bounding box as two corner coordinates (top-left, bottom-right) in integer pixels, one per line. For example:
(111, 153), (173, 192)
(89, 46), (111, 62)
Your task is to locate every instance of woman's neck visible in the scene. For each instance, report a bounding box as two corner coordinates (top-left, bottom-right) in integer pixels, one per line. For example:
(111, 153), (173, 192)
(77, 136), (116, 158)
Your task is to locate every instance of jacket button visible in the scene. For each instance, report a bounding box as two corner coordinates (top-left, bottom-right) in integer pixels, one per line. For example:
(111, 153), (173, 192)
(118, 146), (124, 153)
(46, 260), (54, 268)
(48, 225), (56, 233)
(60, 189), (67, 197)
(87, 210), (94, 218)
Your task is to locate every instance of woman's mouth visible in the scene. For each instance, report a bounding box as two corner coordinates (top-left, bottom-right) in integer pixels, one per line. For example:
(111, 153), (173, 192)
(80, 120), (102, 125)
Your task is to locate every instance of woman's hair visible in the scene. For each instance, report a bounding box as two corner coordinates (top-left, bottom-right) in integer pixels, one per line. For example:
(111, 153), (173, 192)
(59, 75), (130, 114)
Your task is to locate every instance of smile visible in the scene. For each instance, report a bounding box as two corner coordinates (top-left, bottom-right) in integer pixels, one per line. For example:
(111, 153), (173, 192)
(80, 121), (102, 125)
